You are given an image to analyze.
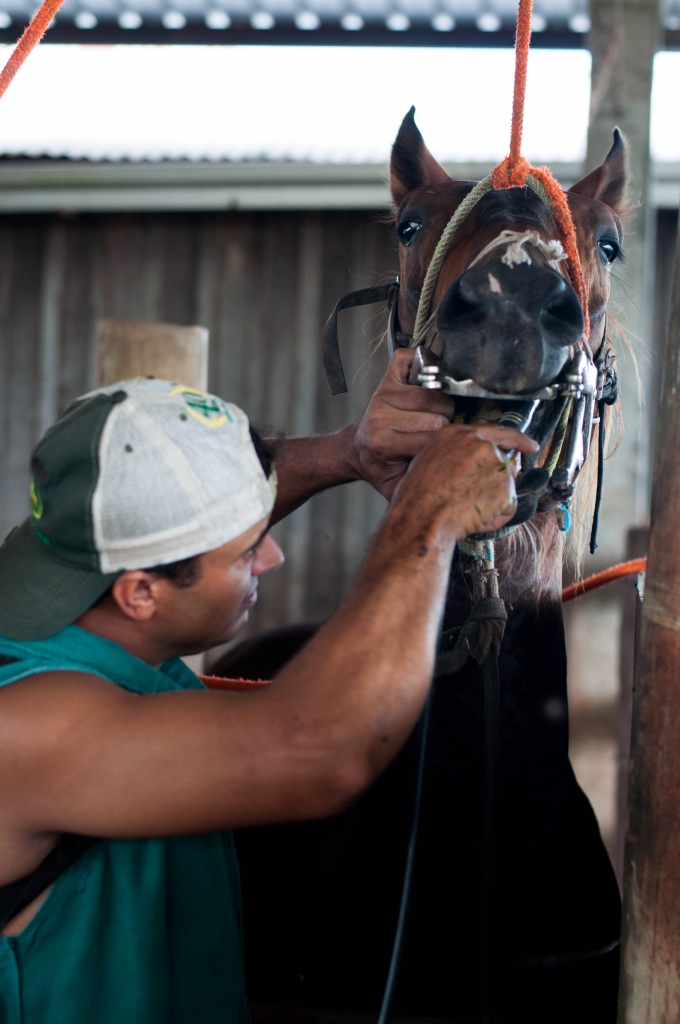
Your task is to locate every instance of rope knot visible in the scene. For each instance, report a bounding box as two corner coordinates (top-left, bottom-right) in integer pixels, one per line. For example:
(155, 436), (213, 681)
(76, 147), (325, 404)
(490, 155), (531, 190)
(435, 598), (508, 677)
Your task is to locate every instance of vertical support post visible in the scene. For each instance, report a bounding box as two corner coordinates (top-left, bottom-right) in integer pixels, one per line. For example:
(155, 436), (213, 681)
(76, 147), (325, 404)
(96, 318), (209, 675)
(617, 217), (680, 1021)
(96, 319), (208, 392)
(586, 0), (660, 564)
(615, 526), (649, 886)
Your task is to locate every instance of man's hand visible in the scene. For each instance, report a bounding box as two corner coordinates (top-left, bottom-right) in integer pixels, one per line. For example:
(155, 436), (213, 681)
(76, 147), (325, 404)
(390, 423), (539, 542)
(353, 348), (455, 500)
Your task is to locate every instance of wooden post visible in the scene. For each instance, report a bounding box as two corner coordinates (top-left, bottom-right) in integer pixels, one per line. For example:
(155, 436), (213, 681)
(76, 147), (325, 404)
(615, 526), (649, 887)
(586, 0), (660, 566)
(96, 318), (210, 675)
(96, 318), (208, 392)
(618, 219), (680, 1021)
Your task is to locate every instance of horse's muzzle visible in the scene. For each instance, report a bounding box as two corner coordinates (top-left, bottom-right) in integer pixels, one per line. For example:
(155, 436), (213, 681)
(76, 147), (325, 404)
(434, 256), (584, 394)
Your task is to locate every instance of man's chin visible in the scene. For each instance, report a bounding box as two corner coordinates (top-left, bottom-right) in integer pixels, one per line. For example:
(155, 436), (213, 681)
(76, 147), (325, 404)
(215, 608), (251, 646)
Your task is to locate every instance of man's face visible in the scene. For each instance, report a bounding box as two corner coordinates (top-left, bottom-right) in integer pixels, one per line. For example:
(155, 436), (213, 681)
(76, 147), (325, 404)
(143, 518), (284, 655)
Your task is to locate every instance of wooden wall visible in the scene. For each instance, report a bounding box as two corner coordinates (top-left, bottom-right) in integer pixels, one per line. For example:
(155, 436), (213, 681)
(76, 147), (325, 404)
(0, 210), (396, 635)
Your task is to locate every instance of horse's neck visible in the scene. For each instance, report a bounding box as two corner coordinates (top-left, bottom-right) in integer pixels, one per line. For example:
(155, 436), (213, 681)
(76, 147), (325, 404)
(448, 511), (563, 617)
(495, 511), (564, 610)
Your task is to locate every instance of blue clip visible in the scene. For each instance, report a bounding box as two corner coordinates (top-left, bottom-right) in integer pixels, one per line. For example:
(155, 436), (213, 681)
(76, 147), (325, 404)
(557, 499), (572, 533)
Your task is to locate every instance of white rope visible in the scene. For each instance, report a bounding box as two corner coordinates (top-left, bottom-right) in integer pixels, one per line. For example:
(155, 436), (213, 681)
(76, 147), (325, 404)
(467, 229), (567, 273)
(411, 174), (570, 345)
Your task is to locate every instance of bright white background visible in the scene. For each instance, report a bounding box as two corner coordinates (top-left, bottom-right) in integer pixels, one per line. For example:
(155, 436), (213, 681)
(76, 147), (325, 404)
(0, 44), (675, 162)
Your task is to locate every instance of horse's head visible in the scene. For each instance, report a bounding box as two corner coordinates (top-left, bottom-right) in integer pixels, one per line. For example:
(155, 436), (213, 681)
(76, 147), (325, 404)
(390, 108), (628, 396)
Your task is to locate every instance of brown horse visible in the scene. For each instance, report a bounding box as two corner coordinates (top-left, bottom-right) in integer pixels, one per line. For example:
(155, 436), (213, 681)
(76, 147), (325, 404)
(214, 111), (629, 1024)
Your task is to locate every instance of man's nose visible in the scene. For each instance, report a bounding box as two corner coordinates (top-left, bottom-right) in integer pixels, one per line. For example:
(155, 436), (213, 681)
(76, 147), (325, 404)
(253, 534), (285, 576)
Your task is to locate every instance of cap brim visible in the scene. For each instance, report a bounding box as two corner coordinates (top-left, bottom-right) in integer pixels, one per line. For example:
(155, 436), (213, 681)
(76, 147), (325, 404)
(0, 520), (119, 640)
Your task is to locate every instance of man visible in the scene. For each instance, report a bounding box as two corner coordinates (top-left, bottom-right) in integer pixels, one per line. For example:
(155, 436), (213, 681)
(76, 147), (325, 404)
(0, 354), (536, 1022)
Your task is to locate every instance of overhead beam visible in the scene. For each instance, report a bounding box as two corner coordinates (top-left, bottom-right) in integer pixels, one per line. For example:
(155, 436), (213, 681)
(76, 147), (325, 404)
(5, 18), (680, 47)
(0, 22), (583, 47)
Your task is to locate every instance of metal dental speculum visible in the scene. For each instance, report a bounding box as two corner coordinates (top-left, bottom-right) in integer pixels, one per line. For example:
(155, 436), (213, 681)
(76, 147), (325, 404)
(407, 345), (596, 405)
(406, 344), (599, 539)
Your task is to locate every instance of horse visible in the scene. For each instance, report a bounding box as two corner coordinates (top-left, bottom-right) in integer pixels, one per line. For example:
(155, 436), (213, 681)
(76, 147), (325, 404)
(212, 110), (629, 1024)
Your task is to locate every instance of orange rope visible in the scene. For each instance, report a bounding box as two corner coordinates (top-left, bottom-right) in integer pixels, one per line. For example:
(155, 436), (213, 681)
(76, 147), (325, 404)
(509, 0), (532, 167)
(562, 557), (647, 603)
(0, 0), (67, 102)
(200, 561), (650, 679)
(490, 0), (590, 340)
(200, 674), (270, 690)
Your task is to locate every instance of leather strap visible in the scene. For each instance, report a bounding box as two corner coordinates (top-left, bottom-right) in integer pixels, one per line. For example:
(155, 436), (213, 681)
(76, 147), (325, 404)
(322, 281), (399, 395)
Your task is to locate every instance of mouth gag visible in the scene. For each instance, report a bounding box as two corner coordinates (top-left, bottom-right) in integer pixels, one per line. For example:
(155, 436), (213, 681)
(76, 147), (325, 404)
(321, 274), (618, 545)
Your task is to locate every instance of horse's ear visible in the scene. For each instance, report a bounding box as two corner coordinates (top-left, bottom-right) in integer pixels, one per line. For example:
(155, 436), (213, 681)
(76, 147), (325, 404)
(568, 127), (629, 216)
(390, 107), (451, 208)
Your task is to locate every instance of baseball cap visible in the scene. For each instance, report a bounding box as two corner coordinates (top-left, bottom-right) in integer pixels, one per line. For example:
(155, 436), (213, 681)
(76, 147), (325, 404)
(0, 378), (276, 640)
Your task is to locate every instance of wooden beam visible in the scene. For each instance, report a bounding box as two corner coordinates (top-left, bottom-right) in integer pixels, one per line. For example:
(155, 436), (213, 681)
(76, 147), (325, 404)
(586, 0), (661, 567)
(96, 318), (208, 391)
(618, 216), (680, 1021)
(96, 317), (210, 675)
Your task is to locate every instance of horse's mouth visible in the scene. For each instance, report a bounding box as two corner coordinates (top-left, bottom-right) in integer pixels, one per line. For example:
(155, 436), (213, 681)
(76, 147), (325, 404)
(422, 253), (585, 398)
(409, 344), (599, 538)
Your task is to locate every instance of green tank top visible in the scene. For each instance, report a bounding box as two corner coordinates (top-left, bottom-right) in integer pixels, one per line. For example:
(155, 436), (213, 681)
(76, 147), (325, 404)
(0, 625), (250, 1024)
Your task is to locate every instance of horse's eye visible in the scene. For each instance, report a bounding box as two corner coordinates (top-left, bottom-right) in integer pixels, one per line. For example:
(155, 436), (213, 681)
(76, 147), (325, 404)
(398, 220), (422, 247)
(598, 239), (620, 264)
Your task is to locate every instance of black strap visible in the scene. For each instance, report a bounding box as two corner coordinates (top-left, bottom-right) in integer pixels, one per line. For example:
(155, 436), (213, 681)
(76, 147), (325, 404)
(589, 338), (618, 555)
(479, 654), (500, 1024)
(376, 683), (434, 1024)
(436, 601), (504, 1024)
(0, 834), (97, 930)
(435, 599), (507, 676)
(322, 282), (398, 395)
(589, 397), (607, 555)
(378, 595), (506, 1024)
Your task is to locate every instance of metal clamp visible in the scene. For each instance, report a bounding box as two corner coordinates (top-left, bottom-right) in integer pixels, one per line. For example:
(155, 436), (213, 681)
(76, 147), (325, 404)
(408, 345), (597, 404)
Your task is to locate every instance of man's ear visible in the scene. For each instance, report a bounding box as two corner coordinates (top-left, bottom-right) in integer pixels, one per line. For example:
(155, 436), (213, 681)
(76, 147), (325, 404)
(111, 571), (158, 621)
(568, 127), (630, 216)
(390, 106), (451, 208)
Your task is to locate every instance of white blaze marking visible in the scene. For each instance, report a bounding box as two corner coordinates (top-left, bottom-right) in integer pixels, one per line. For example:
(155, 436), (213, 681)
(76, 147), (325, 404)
(488, 273), (502, 294)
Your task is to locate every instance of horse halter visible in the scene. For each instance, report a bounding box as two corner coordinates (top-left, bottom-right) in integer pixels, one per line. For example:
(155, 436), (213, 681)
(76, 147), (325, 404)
(321, 206), (618, 544)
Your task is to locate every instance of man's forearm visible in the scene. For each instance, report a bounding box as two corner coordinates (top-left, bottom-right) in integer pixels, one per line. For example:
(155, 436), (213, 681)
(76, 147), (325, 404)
(271, 425), (362, 523)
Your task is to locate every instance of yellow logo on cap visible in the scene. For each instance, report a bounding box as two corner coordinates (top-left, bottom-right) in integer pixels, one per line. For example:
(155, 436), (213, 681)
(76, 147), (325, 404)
(30, 481), (43, 520)
(171, 386), (233, 428)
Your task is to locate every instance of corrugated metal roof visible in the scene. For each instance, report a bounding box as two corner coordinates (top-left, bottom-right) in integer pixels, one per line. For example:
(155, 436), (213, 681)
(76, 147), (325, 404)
(0, 45), (594, 163)
(0, 0), (676, 46)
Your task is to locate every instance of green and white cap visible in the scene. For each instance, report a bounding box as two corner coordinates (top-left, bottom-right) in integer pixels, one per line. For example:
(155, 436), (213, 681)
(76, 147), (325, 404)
(0, 378), (276, 640)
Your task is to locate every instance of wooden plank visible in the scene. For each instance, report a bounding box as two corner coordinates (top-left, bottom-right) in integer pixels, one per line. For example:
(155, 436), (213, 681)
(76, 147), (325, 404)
(0, 209), (395, 637)
(96, 318), (208, 390)
(2, 221), (46, 537)
(614, 526), (649, 887)
(618, 213), (680, 1021)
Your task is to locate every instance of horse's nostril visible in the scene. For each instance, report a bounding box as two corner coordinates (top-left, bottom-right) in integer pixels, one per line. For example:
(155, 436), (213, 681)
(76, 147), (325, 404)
(541, 280), (585, 338)
(437, 277), (485, 328)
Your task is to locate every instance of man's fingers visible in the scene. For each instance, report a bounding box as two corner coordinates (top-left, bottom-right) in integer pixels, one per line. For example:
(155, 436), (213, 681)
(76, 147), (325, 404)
(377, 412), (451, 437)
(376, 428), (453, 460)
(380, 385), (455, 418)
(476, 493), (518, 534)
(380, 356), (455, 419)
(386, 346), (417, 385)
(473, 425), (539, 455)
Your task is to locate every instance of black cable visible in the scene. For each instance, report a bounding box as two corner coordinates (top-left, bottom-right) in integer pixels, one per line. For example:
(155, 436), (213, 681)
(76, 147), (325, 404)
(589, 398), (606, 555)
(478, 654), (500, 1024)
(375, 660), (435, 1024)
